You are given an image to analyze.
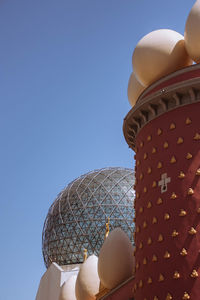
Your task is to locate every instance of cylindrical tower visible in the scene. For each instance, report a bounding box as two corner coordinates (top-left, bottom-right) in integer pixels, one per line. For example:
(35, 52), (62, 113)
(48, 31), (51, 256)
(123, 64), (200, 300)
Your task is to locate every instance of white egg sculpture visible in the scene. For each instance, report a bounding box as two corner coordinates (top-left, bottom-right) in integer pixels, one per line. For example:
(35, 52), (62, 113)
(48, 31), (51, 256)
(98, 228), (134, 290)
(127, 72), (146, 107)
(75, 255), (100, 300)
(132, 29), (192, 86)
(59, 275), (77, 300)
(185, 0), (200, 63)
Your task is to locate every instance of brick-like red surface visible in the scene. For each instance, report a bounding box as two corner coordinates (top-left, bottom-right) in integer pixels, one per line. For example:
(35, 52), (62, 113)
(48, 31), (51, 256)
(134, 102), (200, 300)
(102, 277), (134, 300)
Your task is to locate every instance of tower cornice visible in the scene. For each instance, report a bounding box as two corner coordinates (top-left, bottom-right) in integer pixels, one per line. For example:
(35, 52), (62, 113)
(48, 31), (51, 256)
(123, 63), (200, 151)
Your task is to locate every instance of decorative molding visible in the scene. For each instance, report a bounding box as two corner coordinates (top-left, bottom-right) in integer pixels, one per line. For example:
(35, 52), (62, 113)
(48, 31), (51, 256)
(123, 64), (200, 150)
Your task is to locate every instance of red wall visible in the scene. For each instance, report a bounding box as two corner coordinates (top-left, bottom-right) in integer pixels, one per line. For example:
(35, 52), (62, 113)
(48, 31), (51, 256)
(134, 102), (200, 300)
(103, 277), (134, 300)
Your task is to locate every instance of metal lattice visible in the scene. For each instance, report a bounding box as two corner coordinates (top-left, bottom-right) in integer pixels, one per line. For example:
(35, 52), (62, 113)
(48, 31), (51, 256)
(42, 167), (135, 268)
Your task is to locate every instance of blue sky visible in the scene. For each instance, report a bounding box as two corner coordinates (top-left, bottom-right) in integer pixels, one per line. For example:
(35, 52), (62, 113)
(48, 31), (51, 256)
(0, 0), (194, 299)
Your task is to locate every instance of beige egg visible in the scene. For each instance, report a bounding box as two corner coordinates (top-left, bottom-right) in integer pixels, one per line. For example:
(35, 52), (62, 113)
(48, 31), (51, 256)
(132, 29), (192, 86)
(75, 255), (100, 300)
(59, 275), (77, 300)
(127, 72), (146, 107)
(185, 0), (200, 62)
(98, 228), (134, 290)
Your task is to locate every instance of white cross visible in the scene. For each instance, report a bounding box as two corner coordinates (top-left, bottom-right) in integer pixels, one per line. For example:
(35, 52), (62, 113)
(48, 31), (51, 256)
(158, 173), (171, 193)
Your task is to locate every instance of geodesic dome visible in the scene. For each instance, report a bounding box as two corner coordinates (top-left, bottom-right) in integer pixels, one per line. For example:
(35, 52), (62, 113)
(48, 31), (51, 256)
(42, 167), (135, 268)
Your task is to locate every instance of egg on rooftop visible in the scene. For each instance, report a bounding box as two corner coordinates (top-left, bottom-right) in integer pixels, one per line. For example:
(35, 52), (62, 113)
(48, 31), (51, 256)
(132, 29), (192, 86)
(185, 0), (200, 63)
(98, 228), (134, 290)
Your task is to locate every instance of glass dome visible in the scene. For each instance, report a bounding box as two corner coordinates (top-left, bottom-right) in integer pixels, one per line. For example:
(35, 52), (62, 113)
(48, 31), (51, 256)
(42, 167), (135, 268)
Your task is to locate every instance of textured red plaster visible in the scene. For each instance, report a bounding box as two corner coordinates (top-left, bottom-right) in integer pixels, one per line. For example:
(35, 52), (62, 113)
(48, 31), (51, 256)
(134, 102), (200, 300)
(102, 277), (134, 300)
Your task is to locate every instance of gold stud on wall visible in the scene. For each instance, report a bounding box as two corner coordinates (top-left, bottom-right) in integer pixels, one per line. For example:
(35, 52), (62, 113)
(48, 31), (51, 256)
(152, 255), (158, 262)
(166, 293), (172, 300)
(196, 168), (200, 176)
(136, 262), (139, 269)
(152, 217), (157, 224)
(179, 209), (187, 217)
(139, 207), (144, 213)
(143, 187), (147, 193)
(143, 221), (147, 228)
(185, 117), (192, 125)
(147, 201), (152, 208)
(152, 181), (157, 188)
(147, 167), (152, 174)
(188, 188), (194, 195)
(164, 251), (170, 259)
(144, 153), (148, 160)
(197, 207), (200, 213)
(143, 258), (147, 265)
(157, 128), (162, 135)
(170, 123), (176, 130)
(147, 237), (152, 245)
(139, 280), (143, 288)
(178, 171), (185, 179)
(147, 135), (152, 141)
(170, 156), (176, 164)
(186, 153), (193, 159)
(157, 162), (162, 169)
(133, 283), (137, 291)
(135, 147), (138, 153)
(148, 277), (152, 284)
(139, 173), (143, 180)
(180, 248), (187, 256)
(154, 296), (159, 300)
(136, 160), (140, 166)
(163, 142), (169, 149)
(140, 141), (144, 148)
(172, 230), (179, 237)
(158, 234), (163, 242)
(191, 270), (198, 278)
(171, 192), (177, 199)
(182, 292), (190, 299)
(159, 274), (164, 282)
(136, 192), (140, 198)
(157, 197), (162, 204)
(173, 271), (180, 279)
(152, 147), (157, 154)
(194, 133), (200, 140)
(139, 242), (143, 249)
(189, 227), (197, 235)
(177, 137), (184, 144)
(136, 226), (140, 233)
(164, 213), (170, 220)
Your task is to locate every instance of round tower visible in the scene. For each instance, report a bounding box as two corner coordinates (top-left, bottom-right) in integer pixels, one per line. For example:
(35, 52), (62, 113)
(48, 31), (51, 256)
(124, 64), (200, 300)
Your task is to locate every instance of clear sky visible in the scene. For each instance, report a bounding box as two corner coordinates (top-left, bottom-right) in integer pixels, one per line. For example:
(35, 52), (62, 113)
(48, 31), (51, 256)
(0, 0), (195, 299)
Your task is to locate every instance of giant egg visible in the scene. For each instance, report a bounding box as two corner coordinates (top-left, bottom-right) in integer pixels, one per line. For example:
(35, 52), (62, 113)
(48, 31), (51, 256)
(127, 72), (146, 107)
(132, 29), (192, 86)
(185, 0), (200, 63)
(98, 228), (134, 290)
(75, 255), (100, 300)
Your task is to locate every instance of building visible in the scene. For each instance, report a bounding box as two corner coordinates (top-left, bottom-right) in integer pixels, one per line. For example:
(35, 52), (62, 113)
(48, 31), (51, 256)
(124, 63), (200, 299)
(36, 167), (135, 300)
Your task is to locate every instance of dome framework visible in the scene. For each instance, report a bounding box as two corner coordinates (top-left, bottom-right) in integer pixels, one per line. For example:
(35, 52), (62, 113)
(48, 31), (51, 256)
(42, 167), (135, 268)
